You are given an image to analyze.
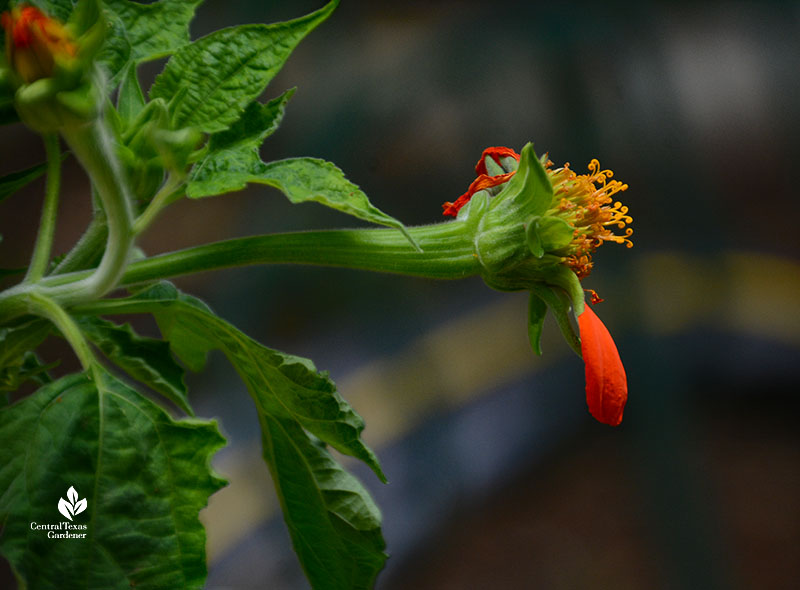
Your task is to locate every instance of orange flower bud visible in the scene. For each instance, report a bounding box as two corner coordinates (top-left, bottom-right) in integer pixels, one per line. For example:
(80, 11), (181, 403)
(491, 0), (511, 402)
(578, 305), (627, 426)
(2, 5), (76, 84)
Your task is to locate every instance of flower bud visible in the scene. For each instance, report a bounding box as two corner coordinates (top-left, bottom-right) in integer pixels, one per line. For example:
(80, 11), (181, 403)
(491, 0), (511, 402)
(1, 1), (105, 132)
(2, 5), (76, 84)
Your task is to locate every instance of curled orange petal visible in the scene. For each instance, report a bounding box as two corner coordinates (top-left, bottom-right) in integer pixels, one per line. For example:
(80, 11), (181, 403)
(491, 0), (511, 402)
(578, 305), (627, 426)
(474, 146), (520, 176)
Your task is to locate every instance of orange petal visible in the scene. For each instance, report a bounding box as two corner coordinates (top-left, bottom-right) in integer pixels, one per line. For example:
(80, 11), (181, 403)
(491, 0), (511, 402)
(578, 305), (627, 426)
(474, 146), (520, 175)
(441, 172), (517, 217)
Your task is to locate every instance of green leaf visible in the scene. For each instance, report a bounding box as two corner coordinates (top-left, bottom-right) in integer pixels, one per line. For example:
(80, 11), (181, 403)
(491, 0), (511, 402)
(105, 0), (201, 63)
(149, 1), (337, 133)
(0, 369), (226, 589)
(527, 291), (547, 356)
(0, 319), (51, 370)
(77, 316), (191, 415)
(0, 351), (58, 397)
(116, 62), (146, 125)
(189, 153), (417, 246)
(79, 282), (388, 588)
(0, 161), (49, 204)
(260, 415), (386, 590)
(211, 88), (295, 153)
(260, 158), (418, 244)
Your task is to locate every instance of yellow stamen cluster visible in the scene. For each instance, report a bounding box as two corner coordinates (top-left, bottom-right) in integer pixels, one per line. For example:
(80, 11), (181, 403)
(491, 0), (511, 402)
(546, 158), (633, 279)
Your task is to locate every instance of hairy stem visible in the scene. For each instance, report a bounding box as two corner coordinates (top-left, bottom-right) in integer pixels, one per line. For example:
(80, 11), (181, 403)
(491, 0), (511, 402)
(25, 133), (62, 282)
(26, 292), (94, 370)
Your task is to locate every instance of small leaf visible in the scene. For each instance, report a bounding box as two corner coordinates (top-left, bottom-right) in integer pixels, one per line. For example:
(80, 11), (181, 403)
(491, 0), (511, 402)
(77, 316), (191, 415)
(258, 158), (416, 243)
(0, 369), (227, 589)
(117, 62), (146, 125)
(0, 161), (49, 204)
(527, 291), (547, 356)
(149, 1), (337, 132)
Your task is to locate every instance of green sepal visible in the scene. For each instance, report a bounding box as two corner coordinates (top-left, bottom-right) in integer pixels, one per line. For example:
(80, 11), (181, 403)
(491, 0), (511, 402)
(527, 291), (547, 356)
(526, 215), (574, 258)
(474, 143), (555, 277)
(13, 73), (102, 132)
(529, 283), (582, 358)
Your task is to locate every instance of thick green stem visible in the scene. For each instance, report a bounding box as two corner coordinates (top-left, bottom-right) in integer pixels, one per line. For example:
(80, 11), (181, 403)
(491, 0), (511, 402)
(35, 221), (481, 296)
(53, 119), (134, 303)
(0, 117), (134, 323)
(25, 133), (62, 282)
(121, 221), (480, 285)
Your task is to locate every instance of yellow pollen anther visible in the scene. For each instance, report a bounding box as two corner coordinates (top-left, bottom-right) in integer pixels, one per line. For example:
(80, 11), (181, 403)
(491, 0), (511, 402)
(545, 157), (633, 279)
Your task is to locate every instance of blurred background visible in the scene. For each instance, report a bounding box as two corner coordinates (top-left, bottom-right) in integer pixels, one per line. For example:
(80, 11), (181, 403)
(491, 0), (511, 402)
(2, 0), (799, 588)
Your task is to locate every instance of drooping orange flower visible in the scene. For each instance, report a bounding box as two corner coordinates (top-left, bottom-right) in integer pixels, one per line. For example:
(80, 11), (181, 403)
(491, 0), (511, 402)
(445, 145), (632, 425)
(1, 4), (76, 83)
(578, 305), (627, 426)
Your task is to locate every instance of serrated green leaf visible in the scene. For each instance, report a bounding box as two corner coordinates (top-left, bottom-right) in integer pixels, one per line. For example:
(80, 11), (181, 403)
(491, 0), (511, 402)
(0, 369), (226, 589)
(261, 415), (386, 590)
(149, 1), (337, 133)
(130, 282), (385, 482)
(77, 316), (191, 415)
(77, 282), (388, 588)
(262, 158), (418, 243)
(210, 88), (295, 153)
(188, 153), (417, 246)
(105, 0), (201, 63)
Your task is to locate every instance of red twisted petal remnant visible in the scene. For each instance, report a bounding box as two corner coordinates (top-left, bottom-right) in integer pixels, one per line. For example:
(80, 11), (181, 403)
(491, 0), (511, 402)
(578, 305), (627, 426)
(442, 172), (516, 217)
(442, 147), (521, 217)
(474, 146), (520, 176)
